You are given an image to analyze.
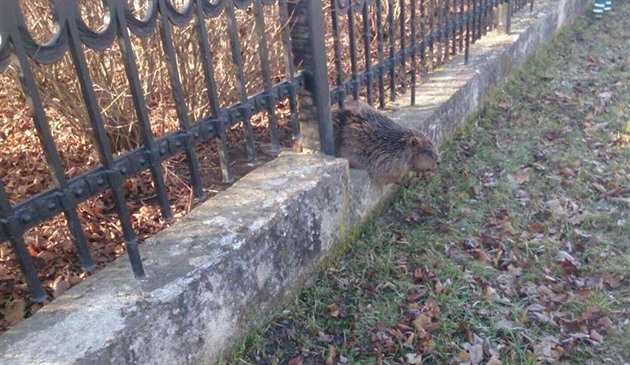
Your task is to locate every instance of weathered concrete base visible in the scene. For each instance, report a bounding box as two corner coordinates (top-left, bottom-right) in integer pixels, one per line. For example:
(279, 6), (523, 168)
(0, 0), (589, 364)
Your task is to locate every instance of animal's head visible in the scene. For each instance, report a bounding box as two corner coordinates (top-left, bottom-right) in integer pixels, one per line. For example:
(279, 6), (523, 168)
(404, 133), (440, 179)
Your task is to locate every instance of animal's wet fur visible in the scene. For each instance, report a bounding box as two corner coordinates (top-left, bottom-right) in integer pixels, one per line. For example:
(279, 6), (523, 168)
(332, 96), (440, 185)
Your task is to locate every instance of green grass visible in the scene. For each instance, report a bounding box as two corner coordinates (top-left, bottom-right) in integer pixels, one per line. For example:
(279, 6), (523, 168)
(222, 4), (630, 365)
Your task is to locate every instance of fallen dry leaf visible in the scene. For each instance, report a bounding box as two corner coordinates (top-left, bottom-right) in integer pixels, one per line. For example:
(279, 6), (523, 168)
(486, 354), (502, 365)
(533, 335), (563, 362)
(589, 329), (604, 343)
(325, 345), (337, 365)
(413, 268), (424, 283)
(327, 303), (341, 318)
(527, 221), (546, 234)
(455, 348), (471, 363)
(319, 331), (333, 343)
(288, 354), (304, 365)
(500, 220), (518, 235)
(591, 182), (607, 194)
(469, 344), (484, 364)
(508, 169), (531, 185)
(472, 249), (494, 265)
(597, 316), (614, 329)
(3, 298), (26, 326)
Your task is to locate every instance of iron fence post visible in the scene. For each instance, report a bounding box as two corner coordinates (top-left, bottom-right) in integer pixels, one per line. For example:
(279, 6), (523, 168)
(288, 0), (335, 156)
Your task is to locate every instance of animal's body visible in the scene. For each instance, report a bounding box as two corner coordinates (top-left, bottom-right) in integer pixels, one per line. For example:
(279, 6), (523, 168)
(331, 97), (439, 185)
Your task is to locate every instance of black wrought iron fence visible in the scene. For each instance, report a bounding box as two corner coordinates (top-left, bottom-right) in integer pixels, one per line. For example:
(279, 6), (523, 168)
(325, 0), (515, 110)
(0, 0), (532, 302)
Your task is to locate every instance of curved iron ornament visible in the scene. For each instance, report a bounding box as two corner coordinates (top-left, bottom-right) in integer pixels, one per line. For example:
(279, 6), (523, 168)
(1, 0), (256, 64)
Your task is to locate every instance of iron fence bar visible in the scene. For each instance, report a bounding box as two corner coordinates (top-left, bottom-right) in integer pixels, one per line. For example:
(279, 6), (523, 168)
(375, 0), (386, 108)
(428, 0), (435, 71)
(476, 0), (482, 41)
(329, 0), (345, 108)
(7, 1), (96, 274)
(410, 0), (417, 105)
(491, 0), (496, 31)
(278, 0), (300, 141)
(531, 0), (534, 12)
(470, 0), (479, 44)
(491, 0), (497, 30)
(465, 0), (471, 63)
(452, 0), (458, 56)
(490, 0), (498, 30)
(436, 0), (443, 66)
(420, 0), (427, 80)
(193, 0), (233, 183)
(0, 180), (47, 302)
(477, 0), (484, 39)
(157, 0), (205, 201)
(388, 0), (396, 101)
(459, 0), (465, 52)
(347, 7), (360, 100)
(114, 1), (174, 225)
(444, 0), (450, 62)
(361, 1), (373, 106)
(399, 0), (407, 95)
(65, 0), (152, 276)
(484, 0), (490, 36)
(253, 0), (281, 154)
(225, 2), (259, 166)
(445, 0), (450, 60)
(480, 0), (485, 35)
(288, 0), (334, 155)
(471, 0), (477, 42)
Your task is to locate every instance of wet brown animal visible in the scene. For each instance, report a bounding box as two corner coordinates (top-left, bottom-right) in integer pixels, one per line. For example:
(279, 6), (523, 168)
(332, 97), (440, 185)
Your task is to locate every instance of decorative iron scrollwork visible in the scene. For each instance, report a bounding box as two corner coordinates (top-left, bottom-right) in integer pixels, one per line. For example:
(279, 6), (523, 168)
(0, 0), (267, 68)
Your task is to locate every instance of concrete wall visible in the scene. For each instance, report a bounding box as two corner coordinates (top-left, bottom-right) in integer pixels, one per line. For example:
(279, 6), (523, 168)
(0, 0), (590, 364)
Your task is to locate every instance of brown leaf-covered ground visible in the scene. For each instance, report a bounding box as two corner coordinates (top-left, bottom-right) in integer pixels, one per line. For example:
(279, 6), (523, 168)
(223, 6), (630, 365)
